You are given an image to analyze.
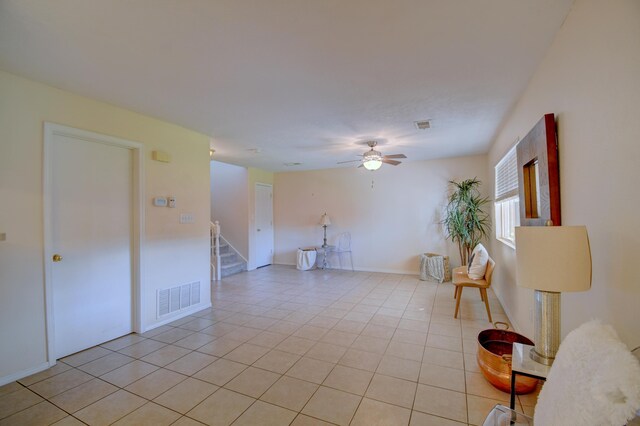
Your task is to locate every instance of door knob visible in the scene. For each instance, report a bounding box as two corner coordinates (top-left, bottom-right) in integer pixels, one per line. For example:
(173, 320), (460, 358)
(52, 254), (63, 262)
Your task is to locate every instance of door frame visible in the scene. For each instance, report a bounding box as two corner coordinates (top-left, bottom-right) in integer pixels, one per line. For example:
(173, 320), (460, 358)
(43, 122), (144, 365)
(254, 183), (274, 268)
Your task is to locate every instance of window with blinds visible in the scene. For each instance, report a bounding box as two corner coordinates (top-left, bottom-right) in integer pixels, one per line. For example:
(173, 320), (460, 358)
(495, 145), (519, 247)
(495, 146), (518, 201)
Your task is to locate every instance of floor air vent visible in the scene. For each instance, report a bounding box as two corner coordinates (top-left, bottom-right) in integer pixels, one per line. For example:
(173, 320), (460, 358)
(157, 281), (200, 318)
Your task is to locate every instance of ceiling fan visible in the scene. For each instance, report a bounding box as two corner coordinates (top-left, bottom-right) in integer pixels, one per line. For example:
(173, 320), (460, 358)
(337, 141), (407, 170)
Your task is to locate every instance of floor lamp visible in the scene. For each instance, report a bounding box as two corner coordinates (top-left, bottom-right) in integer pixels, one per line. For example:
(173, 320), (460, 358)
(515, 226), (591, 365)
(319, 213), (331, 269)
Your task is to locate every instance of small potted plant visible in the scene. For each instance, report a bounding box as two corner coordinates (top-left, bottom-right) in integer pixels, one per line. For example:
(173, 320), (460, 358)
(442, 178), (491, 265)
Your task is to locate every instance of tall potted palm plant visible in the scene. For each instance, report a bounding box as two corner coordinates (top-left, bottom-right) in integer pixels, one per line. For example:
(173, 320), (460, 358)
(442, 178), (491, 265)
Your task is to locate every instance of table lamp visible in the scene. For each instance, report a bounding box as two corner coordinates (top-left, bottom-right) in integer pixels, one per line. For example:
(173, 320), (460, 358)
(320, 213), (331, 248)
(515, 226), (591, 365)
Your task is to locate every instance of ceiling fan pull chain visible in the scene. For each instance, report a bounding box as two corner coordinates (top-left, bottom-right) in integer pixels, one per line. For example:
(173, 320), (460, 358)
(371, 179), (374, 189)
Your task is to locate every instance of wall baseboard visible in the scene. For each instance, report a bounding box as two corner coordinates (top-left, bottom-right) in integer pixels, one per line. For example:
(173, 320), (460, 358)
(0, 301), (214, 386)
(492, 289), (521, 335)
(0, 361), (51, 387)
(272, 261), (418, 276)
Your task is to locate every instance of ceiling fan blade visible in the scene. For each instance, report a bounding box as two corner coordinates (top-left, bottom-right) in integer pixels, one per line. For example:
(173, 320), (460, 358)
(384, 154), (407, 159)
(382, 159), (402, 166)
(337, 159), (362, 164)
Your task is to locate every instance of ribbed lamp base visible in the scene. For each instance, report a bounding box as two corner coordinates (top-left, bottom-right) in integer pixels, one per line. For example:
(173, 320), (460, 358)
(530, 290), (561, 366)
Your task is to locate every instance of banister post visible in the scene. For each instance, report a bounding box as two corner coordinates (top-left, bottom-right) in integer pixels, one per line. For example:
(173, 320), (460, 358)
(213, 221), (221, 281)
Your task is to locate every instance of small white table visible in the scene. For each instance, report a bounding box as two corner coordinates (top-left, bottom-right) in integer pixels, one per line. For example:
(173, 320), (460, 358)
(510, 343), (551, 409)
(315, 246), (332, 269)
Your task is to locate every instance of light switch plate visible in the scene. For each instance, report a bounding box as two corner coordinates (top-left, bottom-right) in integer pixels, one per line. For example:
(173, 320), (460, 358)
(179, 213), (195, 224)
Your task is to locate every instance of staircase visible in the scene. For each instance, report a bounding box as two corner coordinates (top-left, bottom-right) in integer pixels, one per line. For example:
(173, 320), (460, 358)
(218, 240), (247, 278)
(211, 221), (247, 280)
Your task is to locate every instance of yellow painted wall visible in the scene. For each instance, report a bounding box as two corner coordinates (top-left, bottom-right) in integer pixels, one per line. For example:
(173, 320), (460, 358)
(273, 155), (489, 273)
(0, 70), (211, 383)
(248, 167), (274, 186)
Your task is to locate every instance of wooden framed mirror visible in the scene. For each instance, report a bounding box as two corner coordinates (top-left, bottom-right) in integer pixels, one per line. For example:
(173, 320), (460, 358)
(516, 114), (561, 226)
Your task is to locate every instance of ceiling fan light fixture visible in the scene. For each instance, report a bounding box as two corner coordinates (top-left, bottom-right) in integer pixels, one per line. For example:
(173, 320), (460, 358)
(362, 148), (383, 171)
(336, 140), (404, 170)
(363, 159), (382, 170)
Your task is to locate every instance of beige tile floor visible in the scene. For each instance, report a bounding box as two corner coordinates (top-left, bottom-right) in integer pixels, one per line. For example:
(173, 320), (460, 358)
(0, 265), (539, 425)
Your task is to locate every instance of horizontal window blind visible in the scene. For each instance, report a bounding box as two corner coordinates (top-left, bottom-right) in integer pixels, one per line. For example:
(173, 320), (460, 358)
(495, 146), (518, 201)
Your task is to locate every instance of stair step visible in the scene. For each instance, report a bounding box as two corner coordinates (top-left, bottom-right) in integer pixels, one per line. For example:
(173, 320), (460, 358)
(222, 261), (244, 270)
(220, 252), (245, 266)
(215, 244), (230, 255)
(220, 261), (246, 278)
(212, 235), (245, 278)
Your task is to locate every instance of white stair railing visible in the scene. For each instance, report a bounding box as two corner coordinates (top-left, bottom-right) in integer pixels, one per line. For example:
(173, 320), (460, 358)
(210, 221), (221, 281)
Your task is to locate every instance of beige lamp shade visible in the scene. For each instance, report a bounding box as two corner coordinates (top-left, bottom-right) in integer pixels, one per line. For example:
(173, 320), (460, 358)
(515, 226), (592, 292)
(320, 213), (331, 226)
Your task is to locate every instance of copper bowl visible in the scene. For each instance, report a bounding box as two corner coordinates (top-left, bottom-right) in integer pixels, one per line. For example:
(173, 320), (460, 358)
(476, 322), (538, 394)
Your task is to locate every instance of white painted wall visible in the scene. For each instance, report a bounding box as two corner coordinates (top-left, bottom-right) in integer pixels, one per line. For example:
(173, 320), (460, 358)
(487, 0), (640, 346)
(210, 161), (249, 259)
(0, 70), (211, 384)
(274, 155), (488, 274)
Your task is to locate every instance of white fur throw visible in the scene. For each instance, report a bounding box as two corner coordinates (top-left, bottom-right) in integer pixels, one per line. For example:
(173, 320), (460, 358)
(535, 320), (640, 426)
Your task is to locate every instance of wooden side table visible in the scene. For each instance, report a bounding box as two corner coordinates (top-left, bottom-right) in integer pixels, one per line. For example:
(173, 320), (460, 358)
(510, 343), (551, 410)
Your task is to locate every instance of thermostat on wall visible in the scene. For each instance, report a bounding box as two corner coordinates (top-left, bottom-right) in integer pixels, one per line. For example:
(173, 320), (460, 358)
(153, 197), (168, 207)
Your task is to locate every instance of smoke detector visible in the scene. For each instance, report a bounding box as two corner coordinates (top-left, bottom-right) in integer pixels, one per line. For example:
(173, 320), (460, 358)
(414, 120), (431, 130)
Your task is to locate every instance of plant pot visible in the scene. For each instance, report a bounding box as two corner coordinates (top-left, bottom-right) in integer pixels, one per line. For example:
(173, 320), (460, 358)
(476, 322), (538, 394)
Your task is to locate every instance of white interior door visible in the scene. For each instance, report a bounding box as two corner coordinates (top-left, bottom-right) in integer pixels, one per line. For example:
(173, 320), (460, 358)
(49, 131), (134, 359)
(255, 184), (274, 268)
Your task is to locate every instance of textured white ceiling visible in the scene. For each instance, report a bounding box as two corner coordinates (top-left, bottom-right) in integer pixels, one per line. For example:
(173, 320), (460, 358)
(0, 0), (574, 171)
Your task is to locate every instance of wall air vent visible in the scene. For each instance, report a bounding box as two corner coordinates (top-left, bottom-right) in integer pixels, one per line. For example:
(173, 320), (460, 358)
(157, 281), (201, 318)
(414, 120), (431, 130)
